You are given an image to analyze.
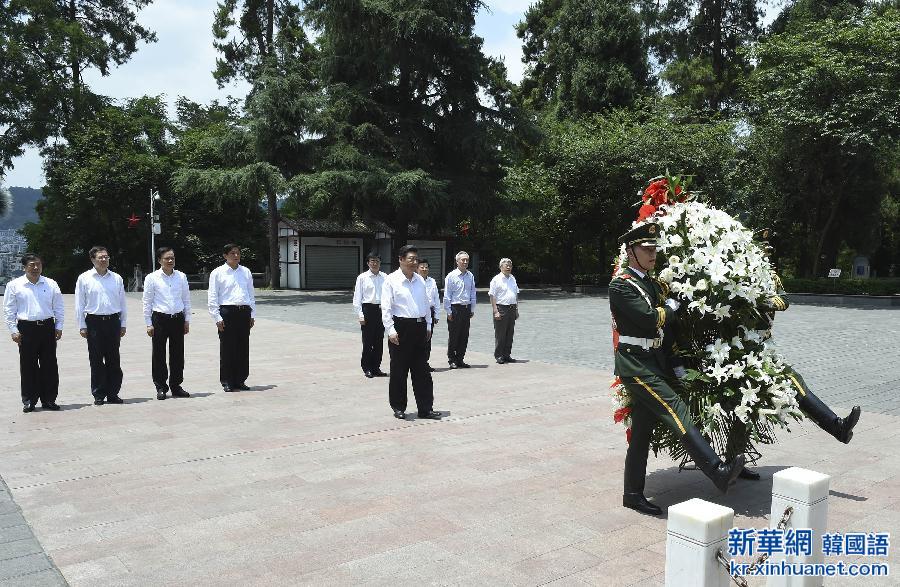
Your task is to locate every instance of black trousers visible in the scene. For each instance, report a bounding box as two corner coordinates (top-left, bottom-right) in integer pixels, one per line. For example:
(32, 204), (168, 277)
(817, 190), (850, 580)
(151, 311), (185, 391)
(360, 303), (384, 373)
(85, 314), (123, 400)
(446, 303), (472, 364)
(17, 320), (59, 406)
(425, 307), (436, 363)
(493, 304), (517, 359)
(624, 400), (655, 494)
(388, 317), (433, 415)
(219, 305), (251, 386)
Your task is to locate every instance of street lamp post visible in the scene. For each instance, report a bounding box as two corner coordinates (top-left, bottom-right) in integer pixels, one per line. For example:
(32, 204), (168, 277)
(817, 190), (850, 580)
(149, 189), (161, 272)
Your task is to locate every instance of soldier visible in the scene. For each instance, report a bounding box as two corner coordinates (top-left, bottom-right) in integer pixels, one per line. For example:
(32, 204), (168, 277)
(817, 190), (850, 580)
(611, 223), (744, 515)
(732, 230), (861, 480)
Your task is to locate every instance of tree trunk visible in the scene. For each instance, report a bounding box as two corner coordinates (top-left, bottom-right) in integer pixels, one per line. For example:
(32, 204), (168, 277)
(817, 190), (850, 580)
(68, 0), (82, 123)
(267, 187), (280, 288)
(709, 0), (724, 111)
(265, 0), (274, 55)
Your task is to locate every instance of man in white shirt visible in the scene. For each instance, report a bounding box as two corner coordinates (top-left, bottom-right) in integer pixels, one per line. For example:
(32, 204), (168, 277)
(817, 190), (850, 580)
(381, 245), (442, 421)
(443, 251), (476, 369)
(3, 253), (65, 412)
(352, 252), (388, 378)
(143, 246), (192, 400)
(75, 245), (128, 405)
(208, 243), (256, 392)
(489, 257), (520, 364)
(417, 258), (440, 372)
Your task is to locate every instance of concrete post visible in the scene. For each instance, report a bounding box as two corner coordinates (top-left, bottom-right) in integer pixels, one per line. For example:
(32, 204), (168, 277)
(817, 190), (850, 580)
(767, 467), (831, 587)
(666, 498), (734, 587)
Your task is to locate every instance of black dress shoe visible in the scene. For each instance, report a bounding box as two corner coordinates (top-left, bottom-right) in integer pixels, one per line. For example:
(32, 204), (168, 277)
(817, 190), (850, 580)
(107, 396), (124, 404)
(738, 467), (761, 481)
(495, 357), (505, 364)
(43, 403), (61, 411)
(23, 404), (36, 413)
(235, 383), (251, 391)
(505, 357), (517, 363)
(393, 410), (406, 420)
(418, 410), (443, 420)
(94, 399), (105, 405)
(157, 389), (167, 400)
(448, 363), (458, 370)
(223, 384), (236, 392)
(457, 362), (471, 368)
(623, 493), (662, 516)
(373, 370), (388, 377)
(364, 371), (375, 379)
(170, 387), (191, 398)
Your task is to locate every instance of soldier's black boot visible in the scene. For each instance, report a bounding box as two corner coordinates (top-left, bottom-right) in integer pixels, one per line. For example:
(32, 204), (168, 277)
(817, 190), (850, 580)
(798, 394), (860, 444)
(681, 428), (745, 494)
(623, 414), (662, 516)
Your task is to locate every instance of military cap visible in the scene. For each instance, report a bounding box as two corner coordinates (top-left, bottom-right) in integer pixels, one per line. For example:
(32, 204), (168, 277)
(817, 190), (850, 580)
(618, 223), (658, 246)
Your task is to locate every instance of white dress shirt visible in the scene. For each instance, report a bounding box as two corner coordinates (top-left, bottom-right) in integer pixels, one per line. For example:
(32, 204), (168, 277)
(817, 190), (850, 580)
(142, 269), (191, 326)
(380, 269), (432, 337)
(423, 276), (440, 311)
(3, 275), (65, 333)
(74, 268), (127, 329)
(489, 273), (519, 305)
(352, 270), (387, 318)
(208, 263), (256, 323)
(443, 268), (476, 314)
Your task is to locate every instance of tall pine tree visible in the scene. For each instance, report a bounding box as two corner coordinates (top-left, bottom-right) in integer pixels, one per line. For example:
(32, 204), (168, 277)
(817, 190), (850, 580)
(296, 0), (518, 250)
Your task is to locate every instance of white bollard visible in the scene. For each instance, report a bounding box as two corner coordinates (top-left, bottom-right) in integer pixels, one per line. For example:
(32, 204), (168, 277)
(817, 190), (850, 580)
(666, 498), (734, 587)
(767, 467), (831, 587)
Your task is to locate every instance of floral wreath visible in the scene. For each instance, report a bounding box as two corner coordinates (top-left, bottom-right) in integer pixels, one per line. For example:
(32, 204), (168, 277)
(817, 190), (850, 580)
(610, 173), (803, 463)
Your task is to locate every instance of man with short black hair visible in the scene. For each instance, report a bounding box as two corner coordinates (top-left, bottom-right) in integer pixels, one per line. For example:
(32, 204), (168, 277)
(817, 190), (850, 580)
(143, 246), (192, 400)
(353, 252), (387, 378)
(381, 245), (442, 420)
(208, 243), (256, 392)
(75, 246), (127, 405)
(4, 253), (65, 412)
(417, 258), (440, 372)
(444, 250), (476, 369)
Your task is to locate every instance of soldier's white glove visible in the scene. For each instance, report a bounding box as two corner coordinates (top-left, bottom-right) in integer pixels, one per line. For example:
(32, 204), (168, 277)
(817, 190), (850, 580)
(673, 365), (687, 379)
(665, 298), (681, 312)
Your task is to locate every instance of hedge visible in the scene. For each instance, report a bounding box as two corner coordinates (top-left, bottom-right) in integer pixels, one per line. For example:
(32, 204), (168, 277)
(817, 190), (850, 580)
(573, 274), (900, 296)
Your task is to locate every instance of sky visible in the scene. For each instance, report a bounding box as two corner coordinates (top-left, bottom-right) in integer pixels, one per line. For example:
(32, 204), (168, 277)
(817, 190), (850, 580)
(3, 0), (532, 189)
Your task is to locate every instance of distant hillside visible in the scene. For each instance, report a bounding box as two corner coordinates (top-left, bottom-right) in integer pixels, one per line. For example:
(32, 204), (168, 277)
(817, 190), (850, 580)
(0, 187), (42, 230)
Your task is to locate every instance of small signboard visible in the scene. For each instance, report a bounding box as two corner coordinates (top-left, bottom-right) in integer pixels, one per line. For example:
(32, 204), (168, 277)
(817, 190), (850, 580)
(152, 222), (161, 235)
(827, 268), (841, 278)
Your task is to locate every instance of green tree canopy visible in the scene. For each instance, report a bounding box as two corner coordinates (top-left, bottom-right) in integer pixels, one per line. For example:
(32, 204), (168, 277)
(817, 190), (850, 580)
(296, 0), (520, 249)
(516, 0), (651, 116)
(743, 6), (900, 276)
(0, 0), (156, 174)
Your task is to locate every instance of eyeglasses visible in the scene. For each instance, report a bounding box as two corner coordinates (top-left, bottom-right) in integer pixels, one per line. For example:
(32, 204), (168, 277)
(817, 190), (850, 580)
(404, 257), (419, 263)
(96, 256), (111, 261)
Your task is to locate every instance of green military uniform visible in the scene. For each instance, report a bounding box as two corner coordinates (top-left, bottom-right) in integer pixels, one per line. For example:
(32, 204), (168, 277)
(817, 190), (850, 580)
(611, 223), (744, 515)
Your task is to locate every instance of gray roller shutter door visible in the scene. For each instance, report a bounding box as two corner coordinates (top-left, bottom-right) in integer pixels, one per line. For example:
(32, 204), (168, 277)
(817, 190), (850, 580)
(417, 248), (443, 285)
(305, 245), (361, 289)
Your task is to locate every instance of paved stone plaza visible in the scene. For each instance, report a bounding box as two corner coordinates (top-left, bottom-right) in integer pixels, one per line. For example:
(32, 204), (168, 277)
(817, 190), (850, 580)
(1, 290), (898, 586)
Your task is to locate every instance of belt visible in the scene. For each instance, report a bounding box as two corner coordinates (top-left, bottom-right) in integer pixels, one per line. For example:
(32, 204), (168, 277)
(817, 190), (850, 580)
(86, 313), (120, 321)
(152, 311), (184, 319)
(362, 302), (381, 307)
(497, 304), (517, 308)
(393, 316), (425, 323)
(619, 335), (662, 350)
(221, 305), (250, 310)
(18, 318), (54, 326)
(451, 303), (470, 307)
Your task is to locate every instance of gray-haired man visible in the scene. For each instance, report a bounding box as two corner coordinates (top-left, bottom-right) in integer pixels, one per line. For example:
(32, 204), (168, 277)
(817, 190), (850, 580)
(489, 258), (519, 364)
